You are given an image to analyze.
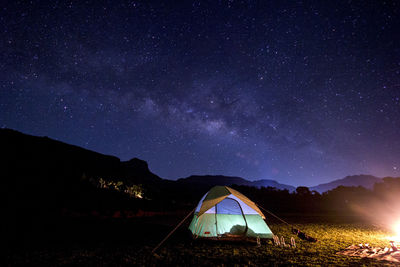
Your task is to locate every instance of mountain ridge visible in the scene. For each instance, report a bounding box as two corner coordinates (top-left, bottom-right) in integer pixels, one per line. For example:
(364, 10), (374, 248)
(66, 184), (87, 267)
(0, 128), (162, 185)
(0, 128), (386, 193)
(309, 174), (382, 193)
(177, 175), (296, 192)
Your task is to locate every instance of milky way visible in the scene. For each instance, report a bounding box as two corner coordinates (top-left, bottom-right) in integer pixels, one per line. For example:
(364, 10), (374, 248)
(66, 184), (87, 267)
(1, 1), (399, 186)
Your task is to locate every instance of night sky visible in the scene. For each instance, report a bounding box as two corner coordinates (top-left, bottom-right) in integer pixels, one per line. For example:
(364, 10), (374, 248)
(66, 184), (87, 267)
(1, 1), (399, 186)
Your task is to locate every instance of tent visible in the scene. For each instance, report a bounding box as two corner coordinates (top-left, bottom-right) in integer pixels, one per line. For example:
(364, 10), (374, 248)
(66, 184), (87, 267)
(189, 186), (273, 239)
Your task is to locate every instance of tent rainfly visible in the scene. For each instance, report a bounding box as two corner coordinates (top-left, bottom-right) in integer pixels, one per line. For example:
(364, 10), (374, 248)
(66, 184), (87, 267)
(189, 186), (273, 239)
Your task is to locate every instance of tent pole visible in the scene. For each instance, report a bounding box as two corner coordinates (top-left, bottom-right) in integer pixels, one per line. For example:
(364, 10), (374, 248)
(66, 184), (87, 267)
(151, 207), (196, 254)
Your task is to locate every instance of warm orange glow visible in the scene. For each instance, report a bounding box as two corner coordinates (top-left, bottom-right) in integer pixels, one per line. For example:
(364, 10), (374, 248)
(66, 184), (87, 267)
(394, 222), (400, 239)
(389, 221), (400, 242)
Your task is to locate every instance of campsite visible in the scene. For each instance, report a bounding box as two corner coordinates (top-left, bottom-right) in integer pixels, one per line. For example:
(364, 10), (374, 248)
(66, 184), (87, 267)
(2, 1), (399, 265)
(3, 129), (400, 266)
(5, 213), (398, 266)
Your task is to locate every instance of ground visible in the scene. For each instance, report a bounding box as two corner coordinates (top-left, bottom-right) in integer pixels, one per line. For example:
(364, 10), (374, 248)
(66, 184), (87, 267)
(5, 214), (398, 266)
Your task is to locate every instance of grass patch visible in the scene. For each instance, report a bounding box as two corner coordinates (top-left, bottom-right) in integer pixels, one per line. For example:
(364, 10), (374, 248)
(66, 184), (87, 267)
(148, 222), (395, 266)
(6, 218), (398, 266)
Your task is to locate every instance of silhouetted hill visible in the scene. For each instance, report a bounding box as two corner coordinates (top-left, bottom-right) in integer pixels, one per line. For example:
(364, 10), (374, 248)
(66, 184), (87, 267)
(1, 128), (161, 184)
(178, 175), (247, 185)
(177, 175), (295, 192)
(0, 129), (208, 210)
(251, 179), (296, 192)
(310, 175), (382, 193)
(0, 128), (169, 241)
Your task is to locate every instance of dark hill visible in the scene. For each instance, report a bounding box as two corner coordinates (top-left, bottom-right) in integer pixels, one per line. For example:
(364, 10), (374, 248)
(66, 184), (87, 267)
(250, 179), (296, 192)
(178, 175), (248, 186)
(0, 128), (166, 241)
(309, 175), (382, 193)
(177, 175), (295, 192)
(1, 128), (161, 184)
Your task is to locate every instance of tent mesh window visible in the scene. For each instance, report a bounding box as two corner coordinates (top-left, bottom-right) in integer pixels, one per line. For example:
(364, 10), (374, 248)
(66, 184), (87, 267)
(216, 198), (248, 236)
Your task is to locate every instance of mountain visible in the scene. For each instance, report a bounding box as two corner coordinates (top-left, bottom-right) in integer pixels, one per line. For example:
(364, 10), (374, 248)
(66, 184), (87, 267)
(0, 128), (386, 201)
(177, 175), (296, 192)
(177, 175), (247, 186)
(250, 179), (296, 191)
(1, 128), (161, 184)
(178, 174), (383, 194)
(0, 128), (211, 208)
(309, 175), (382, 193)
(0, 128), (165, 220)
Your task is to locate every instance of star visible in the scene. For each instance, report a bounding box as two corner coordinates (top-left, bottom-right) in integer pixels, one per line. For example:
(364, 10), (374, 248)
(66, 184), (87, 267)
(0, 0), (398, 186)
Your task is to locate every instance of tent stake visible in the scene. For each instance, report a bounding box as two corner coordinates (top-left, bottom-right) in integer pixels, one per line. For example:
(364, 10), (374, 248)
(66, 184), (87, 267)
(151, 207), (196, 254)
(256, 204), (318, 242)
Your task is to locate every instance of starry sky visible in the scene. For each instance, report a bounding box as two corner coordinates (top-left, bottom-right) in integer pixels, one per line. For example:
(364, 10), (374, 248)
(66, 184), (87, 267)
(1, 1), (399, 186)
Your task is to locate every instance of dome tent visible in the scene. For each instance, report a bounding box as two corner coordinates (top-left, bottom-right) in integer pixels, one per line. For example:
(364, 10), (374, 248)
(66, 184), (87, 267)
(189, 186), (273, 239)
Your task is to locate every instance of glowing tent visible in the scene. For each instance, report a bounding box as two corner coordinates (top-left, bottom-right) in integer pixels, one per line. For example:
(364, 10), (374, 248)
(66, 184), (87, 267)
(189, 186), (273, 239)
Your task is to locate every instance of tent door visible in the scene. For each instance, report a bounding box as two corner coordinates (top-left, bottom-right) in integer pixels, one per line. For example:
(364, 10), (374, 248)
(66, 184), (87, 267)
(215, 197), (248, 236)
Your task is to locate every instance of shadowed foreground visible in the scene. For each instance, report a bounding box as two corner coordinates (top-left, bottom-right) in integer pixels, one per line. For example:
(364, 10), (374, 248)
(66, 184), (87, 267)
(5, 215), (399, 266)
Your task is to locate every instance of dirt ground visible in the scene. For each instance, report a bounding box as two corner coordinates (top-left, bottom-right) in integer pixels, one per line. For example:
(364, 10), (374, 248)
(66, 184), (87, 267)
(5, 214), (398, 266)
